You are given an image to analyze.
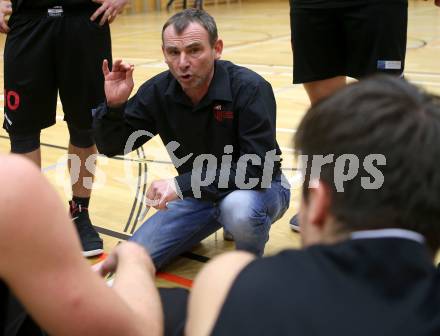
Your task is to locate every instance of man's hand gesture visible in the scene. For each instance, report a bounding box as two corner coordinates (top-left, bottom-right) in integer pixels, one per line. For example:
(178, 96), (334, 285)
(102, 59), (134, 108)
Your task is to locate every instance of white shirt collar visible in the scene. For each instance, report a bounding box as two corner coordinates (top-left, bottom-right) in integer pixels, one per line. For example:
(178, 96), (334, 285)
(350, 228), (425, 245)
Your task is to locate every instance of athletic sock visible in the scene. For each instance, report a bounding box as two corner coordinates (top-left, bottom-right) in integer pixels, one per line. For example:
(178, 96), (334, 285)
(71, 196), (90, 209)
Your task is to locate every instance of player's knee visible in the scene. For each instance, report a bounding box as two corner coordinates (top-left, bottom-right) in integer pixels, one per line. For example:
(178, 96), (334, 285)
(9, 132), (40, 153)
(68, 124), (95, 148)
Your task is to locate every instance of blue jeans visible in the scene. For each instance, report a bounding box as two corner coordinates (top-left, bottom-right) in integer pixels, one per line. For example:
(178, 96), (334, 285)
(130, 176), (290, 269)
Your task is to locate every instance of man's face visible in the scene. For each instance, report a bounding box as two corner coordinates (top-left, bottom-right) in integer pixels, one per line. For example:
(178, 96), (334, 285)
(162, 22), (222, 94)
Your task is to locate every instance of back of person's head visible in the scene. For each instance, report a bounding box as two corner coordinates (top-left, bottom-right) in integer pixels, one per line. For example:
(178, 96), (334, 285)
(295, 75), (440, 252)
(162, 8), (218, 47)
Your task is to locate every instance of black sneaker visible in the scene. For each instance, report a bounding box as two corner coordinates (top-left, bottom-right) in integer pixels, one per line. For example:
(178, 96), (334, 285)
(290, 214), (300, 232)
(69, 201), (103, 257)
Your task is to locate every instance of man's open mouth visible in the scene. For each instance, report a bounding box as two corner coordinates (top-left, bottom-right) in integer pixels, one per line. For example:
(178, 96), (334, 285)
(181, 74), (192, 81)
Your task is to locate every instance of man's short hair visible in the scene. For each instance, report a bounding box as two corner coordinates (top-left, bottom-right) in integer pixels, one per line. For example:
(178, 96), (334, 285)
(162, 8), (218, 47)
(295, 75), (440, 252)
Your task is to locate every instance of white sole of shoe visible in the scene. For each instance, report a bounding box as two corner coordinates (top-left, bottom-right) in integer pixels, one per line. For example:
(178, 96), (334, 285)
(290, 224), (300, 232)
(83, 249), (104, 258)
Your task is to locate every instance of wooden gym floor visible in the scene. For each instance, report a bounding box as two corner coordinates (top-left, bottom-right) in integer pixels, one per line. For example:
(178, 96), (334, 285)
(1, 0), (439, 287)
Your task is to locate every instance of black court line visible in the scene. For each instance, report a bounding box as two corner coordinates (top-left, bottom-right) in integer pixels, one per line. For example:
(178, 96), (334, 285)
(130, 147), (146, 234)
(131, 146), (148, 234)
(0, 135), (172, 164)
(181, 252), (211, 263)
(124, 148), (143, 232)
(95, 225), (131, 241)
(0, 135), (299, 170)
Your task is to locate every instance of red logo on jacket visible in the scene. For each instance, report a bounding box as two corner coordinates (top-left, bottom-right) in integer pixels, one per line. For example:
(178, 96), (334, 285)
(213, 104), (233, 122)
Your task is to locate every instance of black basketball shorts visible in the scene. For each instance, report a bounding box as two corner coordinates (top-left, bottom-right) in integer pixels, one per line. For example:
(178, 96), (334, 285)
(290, 1), (408, 83)
(3, 5), (112, 135)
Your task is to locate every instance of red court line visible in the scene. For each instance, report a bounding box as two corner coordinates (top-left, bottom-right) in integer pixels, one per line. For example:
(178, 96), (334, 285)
(157, 272), (193, 288)
(97, 253), (108, 261)
(94, 253), (193, 288)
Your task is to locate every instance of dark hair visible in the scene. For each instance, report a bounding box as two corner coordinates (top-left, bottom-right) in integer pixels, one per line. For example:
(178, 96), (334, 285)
(295, 75), (440, 253)
(162, 9), (218, 47)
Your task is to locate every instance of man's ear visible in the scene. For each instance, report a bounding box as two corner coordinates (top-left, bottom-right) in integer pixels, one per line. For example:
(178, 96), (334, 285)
(214, 38), (223, 60)
(307, 180), (332, 230)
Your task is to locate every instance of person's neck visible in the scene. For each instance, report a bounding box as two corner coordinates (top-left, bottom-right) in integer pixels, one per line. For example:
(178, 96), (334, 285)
(320, 229), (350, 245)
(302, 217), (350, 247)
